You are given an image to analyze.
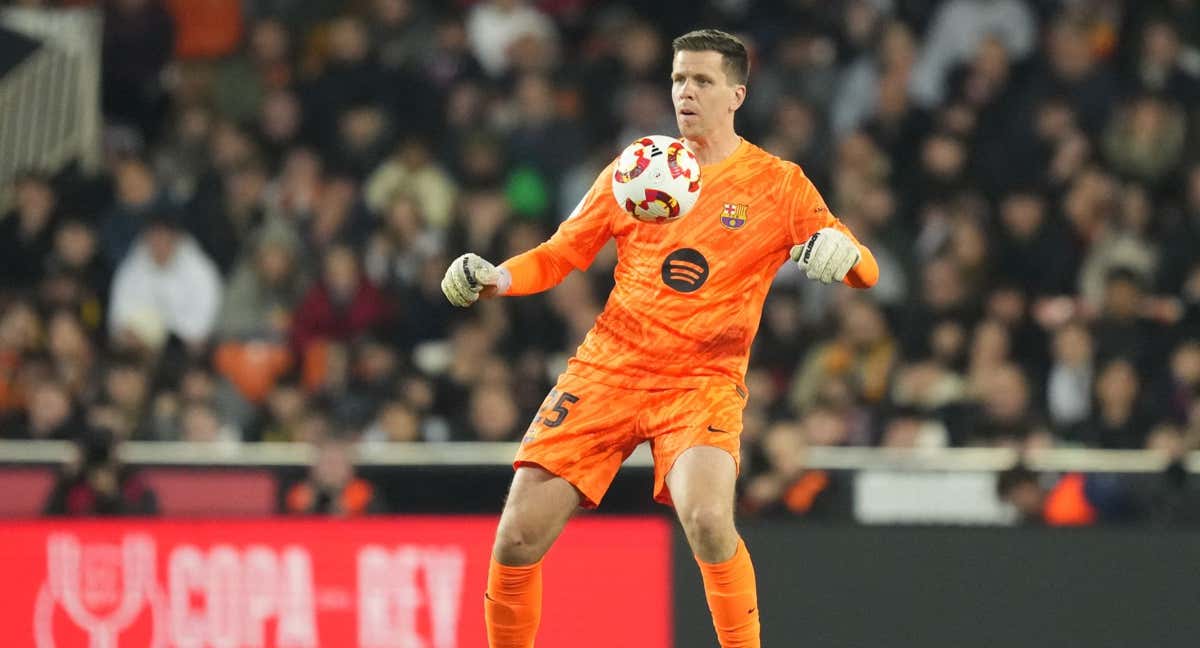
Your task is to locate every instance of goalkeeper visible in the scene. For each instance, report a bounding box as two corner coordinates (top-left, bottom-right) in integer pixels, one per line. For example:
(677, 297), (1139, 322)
(443, 29), (878, 648)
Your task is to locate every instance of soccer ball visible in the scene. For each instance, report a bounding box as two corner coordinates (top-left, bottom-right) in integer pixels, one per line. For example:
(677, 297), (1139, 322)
(611, 135), (701, 223)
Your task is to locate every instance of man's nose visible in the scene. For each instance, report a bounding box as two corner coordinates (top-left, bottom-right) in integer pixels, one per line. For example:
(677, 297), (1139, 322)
(677, 80), (695, 100)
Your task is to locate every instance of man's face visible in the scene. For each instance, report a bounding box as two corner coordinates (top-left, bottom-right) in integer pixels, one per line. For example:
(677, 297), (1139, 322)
(30, 383), (71, 434)
(314, 444), (353, 489)
(146, 226), (178, 266)
(1007, 482), (1043, 519)
(323, 248), (359, 298)
(671, 50), (743, 140)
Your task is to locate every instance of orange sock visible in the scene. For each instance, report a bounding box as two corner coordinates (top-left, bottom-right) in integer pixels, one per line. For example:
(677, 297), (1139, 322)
(696, 538), (761, 648)
(484, 556), (543, 648)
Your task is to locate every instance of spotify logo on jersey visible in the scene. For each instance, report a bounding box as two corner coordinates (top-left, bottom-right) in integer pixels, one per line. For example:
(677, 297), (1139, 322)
(661, 248), (709, 292)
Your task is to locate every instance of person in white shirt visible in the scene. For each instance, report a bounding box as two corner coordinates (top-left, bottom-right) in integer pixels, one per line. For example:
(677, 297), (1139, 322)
(465, 0), (558, 78)
(108, 212), (222, 352)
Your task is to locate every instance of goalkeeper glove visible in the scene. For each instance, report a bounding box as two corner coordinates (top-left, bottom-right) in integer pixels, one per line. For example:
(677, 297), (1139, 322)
(791, 228), (861, 284)
(441, 253), (503, 307)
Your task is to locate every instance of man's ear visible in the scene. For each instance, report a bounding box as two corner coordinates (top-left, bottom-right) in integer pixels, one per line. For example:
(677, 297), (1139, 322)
(730, 84), (746, 112)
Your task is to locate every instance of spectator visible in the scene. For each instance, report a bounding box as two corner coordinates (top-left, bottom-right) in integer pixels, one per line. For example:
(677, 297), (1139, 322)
(956, 35), (1028, 197)
(966, 319), (1012, 396)
(1080, 358), (1153, 449)
(252, 378), (308, 442)
(0, 172), (58, 289)
(364, 136), (459, 229)
(1078, 183), (1160, 313)
(830, 19), (917, 137)
(878, 406), (949, 449)
(0, 299), (43, 407)
(284, 438), (385, 515)
(741, 421), (846, 519)
(101, 0), (176, 139)
(1090, 267), (1158, 368)
(45, 309), (98, 401)
(1023, 17), (1120, 137)
(304, 175), (371, 253)
(749, 29), (840, 120)
(998, 463), (1170, 526)
(467, 382), (521, 441)
(899, 257), (976, 358)
(1101, 94), (1186, 187)
(964, 362), (1050, 448)
(1128, 18), (1200, 105)
(45, 218), (111, 314)
(99, 157), (172, 265)
(419, 12), (485, 91)
(184, 157), (271, 276)
(213, 18), (294, 124)
(993, 190), (1080, 296)
(217, 219), (308, 341)
(1157, 162), (1200, 295)
(1046, 321), (1094, 433)
(760, 96), (833, 191)
(254, 88), (305, 171)
(178, 400), (238, 444)
(997, 466), (1090, 526)
(1161, 340), (1200, 425)
(2, 379), (84, 441)
(985, 285), (1047, 375)
(154, 104), (215, 202)
(509, 73), (588, 195)
(290, 243), (392, 358)
(800, 404), (854, 448)
(363, 399), (422, 443)
(43, 426), (159, 516)
(466, 0), (558, 78)
(363, 192), (442, 295)
(790, 298), (897, 412)
(909, 0), (1036, 107)
(303, 16), (391, 136)
(331, 103), (395, 181)
(100, 355), (152, 440)
(369, 0), (436, 73)
(890, 359), (969, 417)
(108, 211), (223, 352)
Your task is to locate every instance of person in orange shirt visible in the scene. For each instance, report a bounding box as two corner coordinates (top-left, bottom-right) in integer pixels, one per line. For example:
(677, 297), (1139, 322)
(442, 29), (879, 648)
(284, 438), (384, 516)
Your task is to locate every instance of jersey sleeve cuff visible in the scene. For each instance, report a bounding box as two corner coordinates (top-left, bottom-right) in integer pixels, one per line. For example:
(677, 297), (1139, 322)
(495, 266), (513, 296)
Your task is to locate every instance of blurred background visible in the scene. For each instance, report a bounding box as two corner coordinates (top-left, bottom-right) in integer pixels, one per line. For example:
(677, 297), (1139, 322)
(3, 1), (1200, 646)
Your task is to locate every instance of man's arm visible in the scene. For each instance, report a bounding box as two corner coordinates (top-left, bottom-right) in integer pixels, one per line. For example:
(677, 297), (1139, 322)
(499, 243), (576, 296)
(786, 167), (878, 288)
(442, 162), (618, 307)
(441, 244), (576, 307)
(790, 225), (879, 288)
(845, 245), (879, 288)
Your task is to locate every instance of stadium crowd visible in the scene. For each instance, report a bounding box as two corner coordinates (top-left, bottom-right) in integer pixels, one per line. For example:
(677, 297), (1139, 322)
(3, 0), (1200, 516)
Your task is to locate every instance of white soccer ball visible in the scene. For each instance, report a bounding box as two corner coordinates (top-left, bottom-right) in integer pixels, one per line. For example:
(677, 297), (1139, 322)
(611, 135), (702, 223)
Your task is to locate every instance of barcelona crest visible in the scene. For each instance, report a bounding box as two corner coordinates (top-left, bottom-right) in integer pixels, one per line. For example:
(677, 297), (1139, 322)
(721, 203), (748, 230)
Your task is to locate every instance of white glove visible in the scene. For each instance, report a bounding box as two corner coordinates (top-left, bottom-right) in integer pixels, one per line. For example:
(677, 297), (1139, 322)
(791, 228), (861, 284)
(441, 253), (501, 307)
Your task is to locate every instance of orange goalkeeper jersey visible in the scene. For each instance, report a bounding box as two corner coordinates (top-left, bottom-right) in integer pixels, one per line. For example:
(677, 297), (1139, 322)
(516, 139), (874, 391)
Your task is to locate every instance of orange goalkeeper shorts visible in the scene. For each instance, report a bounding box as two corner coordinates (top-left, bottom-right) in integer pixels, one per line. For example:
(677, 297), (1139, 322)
(514, 372), (748, 508)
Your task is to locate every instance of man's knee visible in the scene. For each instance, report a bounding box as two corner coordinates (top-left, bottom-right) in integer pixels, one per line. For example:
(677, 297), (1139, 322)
(679, 504), (736, 555)
(493, 517), (554, 565)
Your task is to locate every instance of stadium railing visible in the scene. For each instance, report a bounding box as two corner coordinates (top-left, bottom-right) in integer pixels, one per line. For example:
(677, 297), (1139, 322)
(0, 439), (1194, 473)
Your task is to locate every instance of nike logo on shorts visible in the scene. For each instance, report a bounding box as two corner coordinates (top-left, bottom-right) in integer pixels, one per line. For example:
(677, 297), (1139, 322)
(706, 425), (731, 434)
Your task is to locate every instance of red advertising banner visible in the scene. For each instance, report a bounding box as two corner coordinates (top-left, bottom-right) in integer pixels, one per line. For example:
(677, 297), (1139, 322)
(0, 516), (672, 647)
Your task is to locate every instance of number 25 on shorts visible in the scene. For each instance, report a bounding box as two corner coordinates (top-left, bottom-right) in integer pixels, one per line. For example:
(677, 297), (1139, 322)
(533, 389), (579, 428)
